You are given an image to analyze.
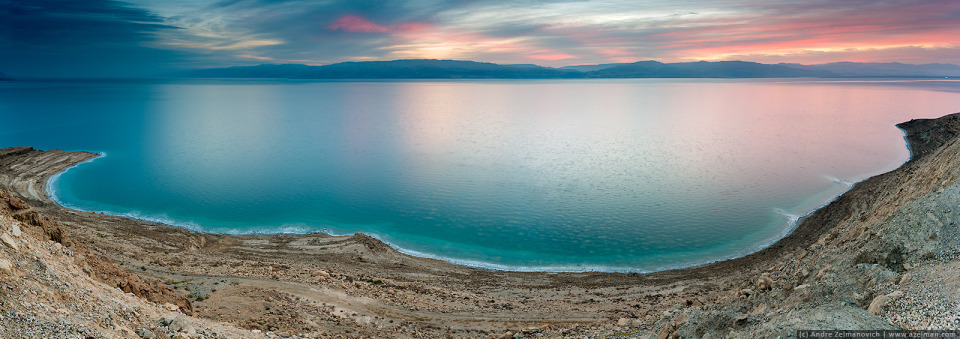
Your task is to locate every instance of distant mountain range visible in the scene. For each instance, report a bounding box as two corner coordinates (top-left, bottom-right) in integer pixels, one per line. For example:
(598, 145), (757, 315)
(572, 60), (838, 78)
(180, 59), (960, 79)
(0, 71), (11, 80)
(181, 60), (580, 79)
(783, 62), (960, 78)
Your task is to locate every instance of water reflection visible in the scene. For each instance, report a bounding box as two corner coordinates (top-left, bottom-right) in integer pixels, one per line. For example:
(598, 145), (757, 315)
(2, 79), (959, 271)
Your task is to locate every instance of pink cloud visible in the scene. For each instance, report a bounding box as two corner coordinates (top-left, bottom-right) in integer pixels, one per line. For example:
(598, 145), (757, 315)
(521, 1), (960, 65)
(328, 15), (389, 33)
(597, 49), (631, 57)
(394, 22), (432, 33)
(525, 50), (576, 61)
(322, 2), (959, 66)
(632, 2), (960, 63)
(529, 54), (574, 61)
(328, 15), (432, 34)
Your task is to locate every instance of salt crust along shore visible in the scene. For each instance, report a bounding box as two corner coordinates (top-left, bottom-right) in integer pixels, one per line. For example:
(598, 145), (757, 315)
(2, 112), (960, 338)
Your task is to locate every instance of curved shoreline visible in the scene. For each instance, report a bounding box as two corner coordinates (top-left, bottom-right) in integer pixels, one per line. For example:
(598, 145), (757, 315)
(44, 152), (104, 209)
(36, 143), (904, 274)
(4, 112), (949, 281)
(0, 122), (921, 278)
(4, 112), (960, 337)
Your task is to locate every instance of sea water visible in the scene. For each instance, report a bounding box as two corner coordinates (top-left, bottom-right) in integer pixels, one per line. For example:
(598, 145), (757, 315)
(2, 78), (959, 272)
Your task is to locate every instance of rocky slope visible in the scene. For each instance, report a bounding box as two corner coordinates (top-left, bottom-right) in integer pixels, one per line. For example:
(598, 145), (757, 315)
(1, 113), (959, 338)
(0, 186), (257, 338)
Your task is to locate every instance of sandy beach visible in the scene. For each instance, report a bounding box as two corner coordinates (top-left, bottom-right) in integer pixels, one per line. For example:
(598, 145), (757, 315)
(2, 113), (960, 338)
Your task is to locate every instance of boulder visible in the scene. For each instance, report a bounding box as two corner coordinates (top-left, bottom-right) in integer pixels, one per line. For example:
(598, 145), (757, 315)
(1, 233), (18, 251)
(6, 195), (28, 210)
(161, 315), (177, 326)
(168, 315), (195, 334)
(867, 291), (903, 314)
(756, 277), (773, 291)
(0, 259), (12, 274)
(674, 313), (689, 326)
(815, 265), (831, 280)
(658, 325), (674, 339)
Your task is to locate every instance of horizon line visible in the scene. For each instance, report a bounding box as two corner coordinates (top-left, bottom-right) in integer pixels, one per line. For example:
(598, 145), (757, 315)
(200, 58), (960, 69)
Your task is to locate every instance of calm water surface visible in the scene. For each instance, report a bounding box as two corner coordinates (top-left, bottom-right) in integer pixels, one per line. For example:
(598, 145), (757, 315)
(2, 79), (959, 271)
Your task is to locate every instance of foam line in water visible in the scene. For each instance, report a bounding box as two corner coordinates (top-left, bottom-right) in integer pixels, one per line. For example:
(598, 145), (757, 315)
(47, 156), (207, 231)
(740, 126), (910, 258)
(43, 137), (912, 273)
(112, 211), (203, 229)
(362, 232), (775, 273)
(45, 155), (339, 235)
(756, 127), (911, 258)
(753, 171), (876, 260)
(42, 153), (816, 273)
(775, 208), (801, 225)
(825, 176), (854, 186)
(383, 242), (653, 273)
(42, 155), (859, 273)
(46, 152), (106, 209)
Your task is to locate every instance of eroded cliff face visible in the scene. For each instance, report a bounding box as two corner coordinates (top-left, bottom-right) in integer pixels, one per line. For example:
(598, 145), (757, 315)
(0, 112), (958, 339)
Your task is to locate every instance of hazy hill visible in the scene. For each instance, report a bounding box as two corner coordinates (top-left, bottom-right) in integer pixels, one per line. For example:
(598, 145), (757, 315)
(560, 63), (626, 72)
(583, 60), (835, 78)
(180, 64), (319, 78)
(784, 62), (960, 77)
(300, 59), (582, 78)
(181, 60), (582, 79)
(179, 59), (960, 79)
(0, 71), (11, 80)
(180, 59), (825, 79)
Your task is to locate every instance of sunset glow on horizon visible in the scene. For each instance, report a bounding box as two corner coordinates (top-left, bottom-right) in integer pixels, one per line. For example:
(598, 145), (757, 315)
(2, 0), (959, 76)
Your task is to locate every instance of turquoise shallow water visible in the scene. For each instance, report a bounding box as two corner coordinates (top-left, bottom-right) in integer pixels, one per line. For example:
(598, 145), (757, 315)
(3, 78), (960, 272)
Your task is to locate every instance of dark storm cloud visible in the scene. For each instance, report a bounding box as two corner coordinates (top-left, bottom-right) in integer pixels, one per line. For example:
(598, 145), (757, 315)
(0, 0), (184, 77)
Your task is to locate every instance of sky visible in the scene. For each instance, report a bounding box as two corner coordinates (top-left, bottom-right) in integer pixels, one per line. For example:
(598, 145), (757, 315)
(1, 0), (959, 77)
